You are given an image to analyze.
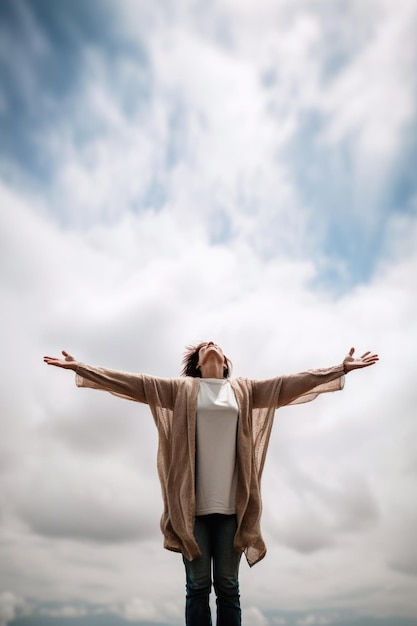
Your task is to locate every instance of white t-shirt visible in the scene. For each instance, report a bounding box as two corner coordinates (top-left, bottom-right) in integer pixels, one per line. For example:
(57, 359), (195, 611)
(195, 378), (239, 516)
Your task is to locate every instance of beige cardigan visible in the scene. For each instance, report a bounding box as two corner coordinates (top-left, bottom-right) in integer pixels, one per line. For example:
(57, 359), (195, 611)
(75, 362), (345, 566)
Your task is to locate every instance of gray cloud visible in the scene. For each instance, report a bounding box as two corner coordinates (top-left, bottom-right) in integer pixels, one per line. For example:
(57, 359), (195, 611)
(265, 467), (379, 554)
(386, 514), (417, 578)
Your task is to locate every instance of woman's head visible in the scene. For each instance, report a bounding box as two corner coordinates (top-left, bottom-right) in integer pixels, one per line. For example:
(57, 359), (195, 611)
(181, 341), (232, 378)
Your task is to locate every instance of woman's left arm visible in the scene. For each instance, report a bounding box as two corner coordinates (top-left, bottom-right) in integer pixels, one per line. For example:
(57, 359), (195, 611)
(342, 347), (379, 373)
(252, 347), (378, 408)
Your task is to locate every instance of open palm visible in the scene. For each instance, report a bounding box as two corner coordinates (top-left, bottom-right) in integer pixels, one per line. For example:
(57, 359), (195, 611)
(43, 350), (78, 370)
(343, 347), (379, 372)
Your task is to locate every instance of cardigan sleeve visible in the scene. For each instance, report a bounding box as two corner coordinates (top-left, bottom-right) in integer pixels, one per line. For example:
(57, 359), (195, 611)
(251, 364), (345, 409)
(75, 363), (177, 409)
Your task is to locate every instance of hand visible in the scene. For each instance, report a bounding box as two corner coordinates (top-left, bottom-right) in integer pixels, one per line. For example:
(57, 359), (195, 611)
(343, 347), (379, 373)
(43, 350), (78, 370)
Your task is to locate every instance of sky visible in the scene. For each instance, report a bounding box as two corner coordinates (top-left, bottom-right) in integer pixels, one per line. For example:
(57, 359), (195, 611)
(1, 0), (417, 625)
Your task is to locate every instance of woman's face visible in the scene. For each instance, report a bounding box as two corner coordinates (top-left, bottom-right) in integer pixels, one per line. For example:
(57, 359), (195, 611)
(198, 341), (224, 366)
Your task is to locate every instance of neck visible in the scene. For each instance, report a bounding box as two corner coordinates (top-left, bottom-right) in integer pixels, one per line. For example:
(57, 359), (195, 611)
(199, 363), (225, 379)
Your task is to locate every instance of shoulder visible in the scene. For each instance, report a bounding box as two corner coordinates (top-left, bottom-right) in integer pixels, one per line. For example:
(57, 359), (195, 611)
(230, 377), (253, 396)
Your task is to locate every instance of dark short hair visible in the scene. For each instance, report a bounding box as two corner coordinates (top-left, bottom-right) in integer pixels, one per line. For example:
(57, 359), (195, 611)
(181, 342), (232, 378)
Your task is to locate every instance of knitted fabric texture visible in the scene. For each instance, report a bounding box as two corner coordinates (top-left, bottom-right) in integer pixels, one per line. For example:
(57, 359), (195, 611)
(75, 363), (344, 566)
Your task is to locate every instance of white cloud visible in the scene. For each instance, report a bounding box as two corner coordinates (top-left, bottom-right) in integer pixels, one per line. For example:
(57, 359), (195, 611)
(243, 605), (270, 626)
(113, 596), (183, 623)
(321, 0), (417, 157)
(297, 614), (332, 625)
(0, 592), (27, 626)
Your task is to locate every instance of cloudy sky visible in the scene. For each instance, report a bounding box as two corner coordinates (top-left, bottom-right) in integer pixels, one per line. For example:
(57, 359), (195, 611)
(1, 0), (417, 625)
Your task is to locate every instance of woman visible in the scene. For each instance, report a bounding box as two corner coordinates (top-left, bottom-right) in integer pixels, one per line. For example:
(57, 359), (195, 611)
(44, 342), (378, 626)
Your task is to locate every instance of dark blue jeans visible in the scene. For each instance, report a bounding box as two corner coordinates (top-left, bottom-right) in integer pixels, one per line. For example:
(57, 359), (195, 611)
(183, 514), (242, 626)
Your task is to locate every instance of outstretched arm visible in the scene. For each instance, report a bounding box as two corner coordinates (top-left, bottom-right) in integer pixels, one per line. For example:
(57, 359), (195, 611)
(278, 346), (379, 405)
(342, 347), (379, 373)
(252, 346), (379, 408)
(43, 349), (145, 400)
(43, 349), (176, 408)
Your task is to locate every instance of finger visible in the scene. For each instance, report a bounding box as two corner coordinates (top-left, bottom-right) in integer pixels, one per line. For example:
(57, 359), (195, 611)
(44, 358), (59, 366)
(349, 347), (355, 356)
(360, 351), (371, 358)
(361, 355), (379, 366)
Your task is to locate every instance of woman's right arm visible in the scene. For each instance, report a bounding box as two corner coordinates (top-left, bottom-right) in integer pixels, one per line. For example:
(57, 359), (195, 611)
(43, 350), (175, 407)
